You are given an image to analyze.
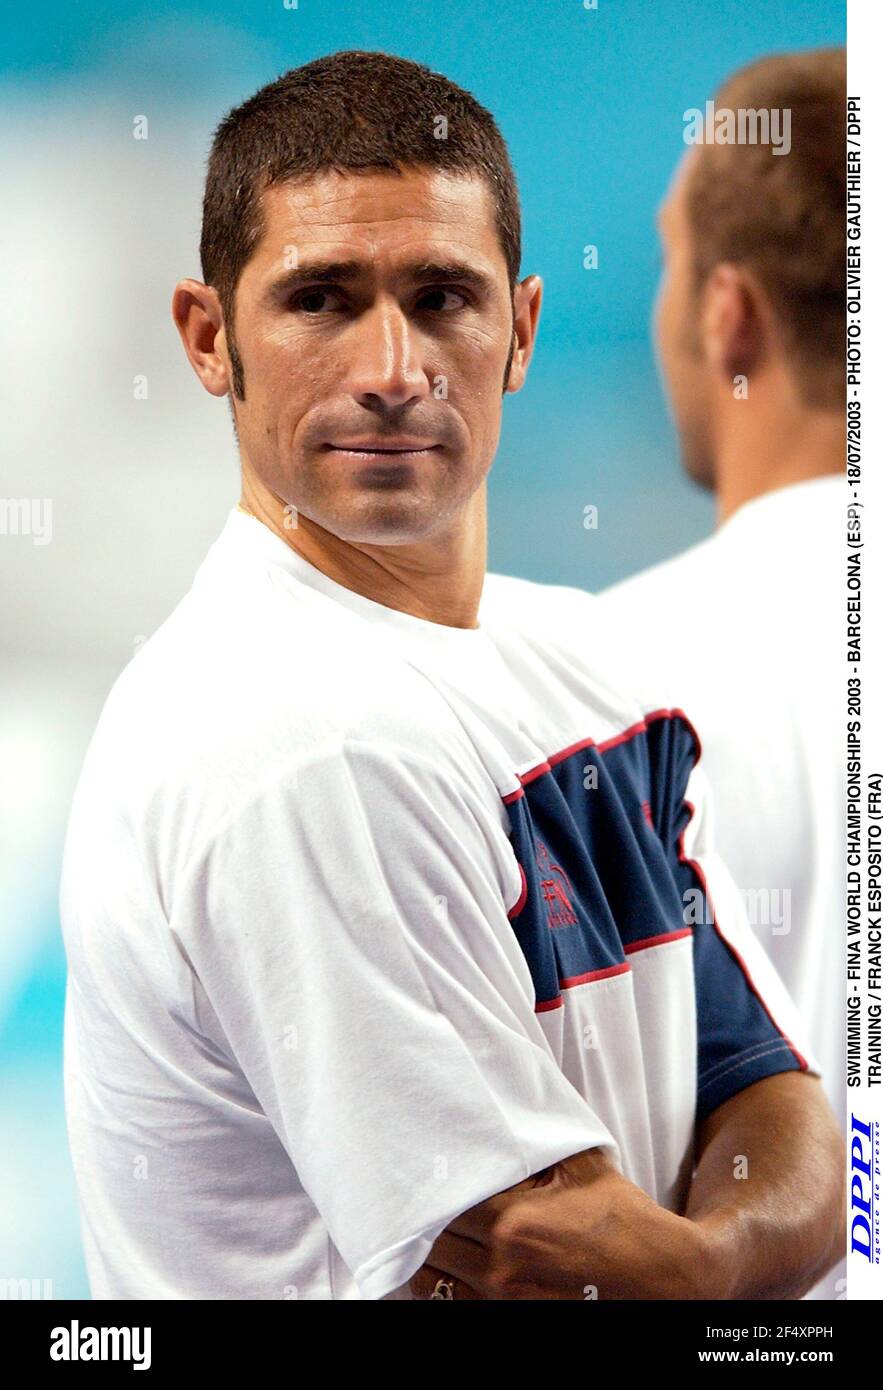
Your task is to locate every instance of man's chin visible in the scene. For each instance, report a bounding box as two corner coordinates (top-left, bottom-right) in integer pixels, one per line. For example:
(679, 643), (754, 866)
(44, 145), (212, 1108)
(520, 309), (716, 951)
(322, 502), (448, 548)
(680, 439), (715, 491)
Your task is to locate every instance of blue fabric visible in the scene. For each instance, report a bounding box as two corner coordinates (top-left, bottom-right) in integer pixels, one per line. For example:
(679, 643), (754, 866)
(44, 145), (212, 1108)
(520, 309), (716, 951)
(504, 711), (803, 1115)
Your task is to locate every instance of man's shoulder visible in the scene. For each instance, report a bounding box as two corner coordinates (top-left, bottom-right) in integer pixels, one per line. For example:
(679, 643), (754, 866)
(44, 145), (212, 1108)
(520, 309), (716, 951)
(593, 540), (729, 711)
(78, 575), (479, 846)
(482, 569), (678, 723)
(482, 570), (617, 665)
(600, 535), (720, 614)
(482, 569), (600, 618)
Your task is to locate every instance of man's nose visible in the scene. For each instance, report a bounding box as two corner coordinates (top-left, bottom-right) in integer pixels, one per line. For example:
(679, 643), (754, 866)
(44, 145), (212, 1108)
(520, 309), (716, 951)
(346, 298), (431, 410)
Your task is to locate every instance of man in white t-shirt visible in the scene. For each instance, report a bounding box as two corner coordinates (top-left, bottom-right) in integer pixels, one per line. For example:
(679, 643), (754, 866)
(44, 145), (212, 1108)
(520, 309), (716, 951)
(599, 52), (846, 1299)
(60, 50), (843, 1301)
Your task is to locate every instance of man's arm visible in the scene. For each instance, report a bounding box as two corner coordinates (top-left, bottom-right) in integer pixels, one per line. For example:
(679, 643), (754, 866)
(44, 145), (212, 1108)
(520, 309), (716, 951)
(176, 735), (618, 1299)
(685, 1071), (845, 1299)
(411, 1071), (845, 1299)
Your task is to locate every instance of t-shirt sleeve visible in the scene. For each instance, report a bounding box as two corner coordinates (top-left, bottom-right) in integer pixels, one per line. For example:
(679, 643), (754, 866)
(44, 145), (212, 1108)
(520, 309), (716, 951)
(674, 753), (821, 1121)
(172, 736), (616, 1299)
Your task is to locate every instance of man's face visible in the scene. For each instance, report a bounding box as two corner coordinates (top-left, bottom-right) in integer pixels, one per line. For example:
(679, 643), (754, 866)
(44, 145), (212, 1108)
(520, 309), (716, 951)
(654, 153), (715, 488)
(222, 167), (518, 545)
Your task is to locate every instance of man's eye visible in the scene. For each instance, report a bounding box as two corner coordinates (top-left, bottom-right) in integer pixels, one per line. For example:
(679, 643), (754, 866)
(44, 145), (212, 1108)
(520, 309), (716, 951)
(290, 287), (469, 315)
(294, 288), (345, 314)
(417, 287), (469, 313)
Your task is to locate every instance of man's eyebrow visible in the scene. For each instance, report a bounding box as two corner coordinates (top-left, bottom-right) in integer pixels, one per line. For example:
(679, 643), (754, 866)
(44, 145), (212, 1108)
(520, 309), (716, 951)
(409, 261), (495, 294)
(264, 259), (495, 300)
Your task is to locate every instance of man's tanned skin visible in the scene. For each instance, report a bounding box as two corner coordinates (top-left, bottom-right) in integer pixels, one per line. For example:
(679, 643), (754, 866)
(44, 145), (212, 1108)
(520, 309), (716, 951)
(174, 167), (539, 630)
(174, 161), (844, 1302)
(411, 1074), (845, 1300)
(655, 151), (844, 524)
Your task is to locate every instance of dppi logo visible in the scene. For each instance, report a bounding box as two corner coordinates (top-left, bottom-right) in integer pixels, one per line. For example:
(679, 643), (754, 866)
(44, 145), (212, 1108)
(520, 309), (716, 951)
(535, 840), (578, 929)
(850, 1113), (880, 1262)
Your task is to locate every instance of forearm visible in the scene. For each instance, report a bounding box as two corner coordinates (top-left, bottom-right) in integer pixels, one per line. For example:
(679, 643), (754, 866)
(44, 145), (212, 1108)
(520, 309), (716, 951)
(685, 1072), (846, 1299)
(413, 1073), (844, 1300)
(413, 1149), (715, 1300)
(496, 1158), (709, 1300)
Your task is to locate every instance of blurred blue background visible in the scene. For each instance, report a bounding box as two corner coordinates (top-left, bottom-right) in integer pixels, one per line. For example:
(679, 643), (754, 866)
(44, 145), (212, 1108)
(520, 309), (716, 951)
(1, 0), (845, 1297)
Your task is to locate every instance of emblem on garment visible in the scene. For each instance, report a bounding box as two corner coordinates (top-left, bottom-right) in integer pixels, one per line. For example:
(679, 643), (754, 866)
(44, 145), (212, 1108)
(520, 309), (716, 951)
(535, 839), (578, 929)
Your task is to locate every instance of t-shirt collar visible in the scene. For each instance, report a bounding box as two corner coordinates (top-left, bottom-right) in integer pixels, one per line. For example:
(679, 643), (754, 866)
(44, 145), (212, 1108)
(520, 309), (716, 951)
(223, 506), (490, 652)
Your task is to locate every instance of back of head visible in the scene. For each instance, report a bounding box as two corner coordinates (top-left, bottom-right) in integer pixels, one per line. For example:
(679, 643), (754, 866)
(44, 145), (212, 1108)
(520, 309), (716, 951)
(684, 48), (845, 410)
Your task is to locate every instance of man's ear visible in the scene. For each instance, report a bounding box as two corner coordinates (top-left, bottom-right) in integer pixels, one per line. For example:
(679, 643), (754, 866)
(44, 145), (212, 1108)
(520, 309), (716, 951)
(700, 263), (766, 387)
(505, 274), (543, 395)
(171, 280), (231, 397)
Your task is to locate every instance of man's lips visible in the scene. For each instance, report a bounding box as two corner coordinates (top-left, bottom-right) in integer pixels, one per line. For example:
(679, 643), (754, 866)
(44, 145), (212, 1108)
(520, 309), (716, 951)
(322, 440), (441, 458)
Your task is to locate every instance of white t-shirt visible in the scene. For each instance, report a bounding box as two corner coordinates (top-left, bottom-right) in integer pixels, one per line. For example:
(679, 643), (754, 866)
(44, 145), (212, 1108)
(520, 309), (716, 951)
(600, 476), (844, 1300)
(600, 475), (843, 1118)
(60, 506), (816, 1300)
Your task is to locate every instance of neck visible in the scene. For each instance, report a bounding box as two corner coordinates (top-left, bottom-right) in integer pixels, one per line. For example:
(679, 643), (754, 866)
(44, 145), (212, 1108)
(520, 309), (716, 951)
(712, 390), (844, 527)
(238, 471), (487, 629)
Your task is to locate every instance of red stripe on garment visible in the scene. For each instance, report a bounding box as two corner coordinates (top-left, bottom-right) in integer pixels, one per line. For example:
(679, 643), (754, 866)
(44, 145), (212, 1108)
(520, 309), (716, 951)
(547, 734), (598, 769)
(518, 760), (552, 788)
(624, 927), (693, 955)
(646, 705), (703, 759)
(506, 707), (700, 799)
(679, 800), (808, 1071)
(596, 716), (649, 754)
(536, 960), (631, 1012)
(560, 961), (631, 988)
(507, 862), (528, 919)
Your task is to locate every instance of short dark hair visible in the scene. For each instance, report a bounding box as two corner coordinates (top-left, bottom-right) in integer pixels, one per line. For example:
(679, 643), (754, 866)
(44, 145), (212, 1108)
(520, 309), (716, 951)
(200, 50), (522, 397)
(684, 48), (846, 409)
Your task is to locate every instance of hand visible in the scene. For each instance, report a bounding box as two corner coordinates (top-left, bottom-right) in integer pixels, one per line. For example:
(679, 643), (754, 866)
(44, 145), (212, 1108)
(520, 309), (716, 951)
(410, 1149), (726, 1300)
